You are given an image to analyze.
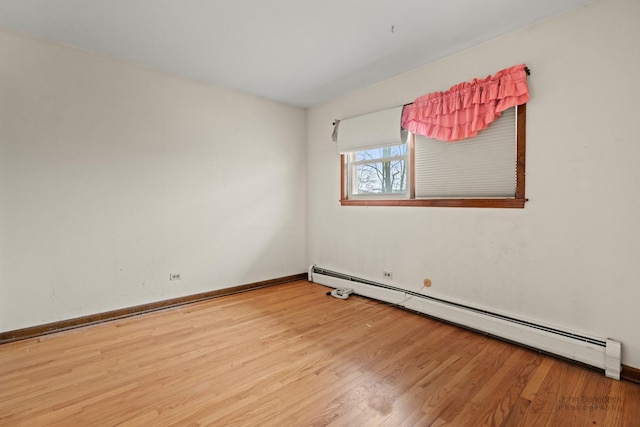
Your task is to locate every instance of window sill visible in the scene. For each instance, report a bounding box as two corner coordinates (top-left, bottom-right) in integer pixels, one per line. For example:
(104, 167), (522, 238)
(339, 198), (527, 208)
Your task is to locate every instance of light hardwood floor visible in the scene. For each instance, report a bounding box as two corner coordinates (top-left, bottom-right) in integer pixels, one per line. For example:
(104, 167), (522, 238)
(1, 281), (639, 426)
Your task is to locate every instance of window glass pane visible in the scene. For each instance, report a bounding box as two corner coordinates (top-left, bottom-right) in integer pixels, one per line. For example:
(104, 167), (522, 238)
(352, 159), (407, 195)
(355, 144), (407, 162)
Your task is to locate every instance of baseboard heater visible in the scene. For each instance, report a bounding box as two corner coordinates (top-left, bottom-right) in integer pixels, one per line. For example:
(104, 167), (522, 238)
(309, 265), (621, 380)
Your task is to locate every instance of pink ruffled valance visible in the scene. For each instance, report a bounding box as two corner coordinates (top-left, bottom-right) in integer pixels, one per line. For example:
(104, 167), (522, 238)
(401, 64), (529, 142)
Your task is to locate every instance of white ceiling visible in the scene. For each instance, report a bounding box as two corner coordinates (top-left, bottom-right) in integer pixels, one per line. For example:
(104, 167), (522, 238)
(0, 0), (592, 107)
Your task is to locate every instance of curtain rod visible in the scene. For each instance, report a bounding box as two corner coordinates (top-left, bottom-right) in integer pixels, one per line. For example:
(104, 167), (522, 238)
(332, 67), (531, 126)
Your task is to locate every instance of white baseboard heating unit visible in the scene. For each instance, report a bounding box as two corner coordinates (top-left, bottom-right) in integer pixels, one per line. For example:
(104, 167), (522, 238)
(309, 265), (621, 380)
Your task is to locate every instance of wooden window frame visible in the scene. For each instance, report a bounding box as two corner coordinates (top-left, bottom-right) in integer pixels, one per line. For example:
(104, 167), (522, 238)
(340, 103), (527, 208)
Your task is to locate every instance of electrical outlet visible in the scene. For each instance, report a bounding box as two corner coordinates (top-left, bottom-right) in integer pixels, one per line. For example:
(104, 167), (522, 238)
(169, 273), (182, 281)
(383, 270), (393, 280)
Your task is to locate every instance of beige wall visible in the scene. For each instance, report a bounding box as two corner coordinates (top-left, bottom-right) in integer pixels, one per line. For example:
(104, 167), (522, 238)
(0, 29), (307, 331)
(307, 0), (640, 368)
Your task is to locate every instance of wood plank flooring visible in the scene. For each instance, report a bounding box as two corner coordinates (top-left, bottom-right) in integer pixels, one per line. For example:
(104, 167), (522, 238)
(1, 281), (639, 426)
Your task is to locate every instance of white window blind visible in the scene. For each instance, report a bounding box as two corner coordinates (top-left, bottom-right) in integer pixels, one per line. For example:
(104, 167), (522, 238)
(337, 106), (404, 153)
(414, 106), (517, 198)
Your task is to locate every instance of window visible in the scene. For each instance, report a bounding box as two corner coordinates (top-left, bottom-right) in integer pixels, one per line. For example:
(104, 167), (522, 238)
(347, 142), (408, 198)
(340, 104), (526, 208)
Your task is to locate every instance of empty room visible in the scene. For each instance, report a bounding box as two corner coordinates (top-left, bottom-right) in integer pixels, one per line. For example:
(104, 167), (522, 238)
(1, 0), (639, 425)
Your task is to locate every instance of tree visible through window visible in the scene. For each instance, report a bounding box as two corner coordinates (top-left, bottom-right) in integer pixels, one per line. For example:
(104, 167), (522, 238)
(350, 144), (408, 196)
